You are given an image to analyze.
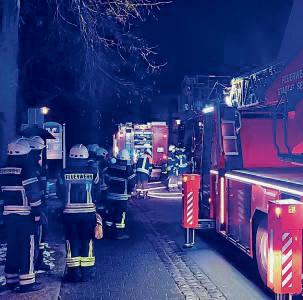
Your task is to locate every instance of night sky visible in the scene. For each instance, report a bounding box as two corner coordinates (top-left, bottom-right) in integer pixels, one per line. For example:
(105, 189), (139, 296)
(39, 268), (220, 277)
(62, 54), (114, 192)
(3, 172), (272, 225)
(143, 0), (293, 93)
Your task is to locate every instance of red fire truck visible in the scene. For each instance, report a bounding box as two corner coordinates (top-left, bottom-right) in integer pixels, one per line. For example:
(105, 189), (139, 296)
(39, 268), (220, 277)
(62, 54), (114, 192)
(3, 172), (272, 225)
(196, 2), (303, 293)
(113, 122), (168, 174)
(197, 46), (303, 294)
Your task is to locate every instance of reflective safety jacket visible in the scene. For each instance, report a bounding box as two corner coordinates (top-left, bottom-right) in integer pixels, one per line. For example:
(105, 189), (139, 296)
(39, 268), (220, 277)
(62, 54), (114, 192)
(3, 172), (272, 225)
(105, 159), (136, 201)
(167, 153), (178, 174)
(60, 159), (99, 213)
(0, 157), (42, 217)
(136, 154), (152, 176)
(177, 153), (188, 169)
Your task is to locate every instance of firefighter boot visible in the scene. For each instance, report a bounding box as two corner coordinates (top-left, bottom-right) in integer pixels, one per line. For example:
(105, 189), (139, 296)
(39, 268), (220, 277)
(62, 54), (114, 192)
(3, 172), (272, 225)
(35, 251), (51, 271)
(0, 283), (17, 295)
(115, 227), (130, 240)
(15, 282), (43, 294)
(63, 267), (82, 283)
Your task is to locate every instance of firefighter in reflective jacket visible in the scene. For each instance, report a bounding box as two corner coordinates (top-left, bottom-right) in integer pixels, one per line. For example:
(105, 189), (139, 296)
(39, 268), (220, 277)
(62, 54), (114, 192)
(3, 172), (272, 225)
(136, 149), (152, 198)
(60, 144), (99, 283)
(105, 149), (136, 239)
(167, 145), (178, 191)
(27, 136), (50, 271)
(95, 147), (109, 214)
(87, 144), (99, 167)
(177, 147), (189, 175)
(0, 139), (42, 294)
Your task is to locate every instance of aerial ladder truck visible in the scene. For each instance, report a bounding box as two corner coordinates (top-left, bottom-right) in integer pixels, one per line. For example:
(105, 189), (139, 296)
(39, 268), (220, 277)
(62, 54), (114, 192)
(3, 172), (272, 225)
(191, 1), (303, 296)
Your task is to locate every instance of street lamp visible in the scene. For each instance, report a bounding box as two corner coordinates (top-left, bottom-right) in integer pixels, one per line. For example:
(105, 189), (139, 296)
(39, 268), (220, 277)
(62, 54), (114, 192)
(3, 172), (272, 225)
(40, 106), (50, 115)
(176, 119), (181, 125)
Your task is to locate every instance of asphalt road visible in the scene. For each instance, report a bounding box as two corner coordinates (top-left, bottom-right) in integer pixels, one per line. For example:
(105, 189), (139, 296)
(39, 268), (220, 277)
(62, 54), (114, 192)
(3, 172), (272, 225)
(144, 183), (272, 300)
(0, 182), (274, 300)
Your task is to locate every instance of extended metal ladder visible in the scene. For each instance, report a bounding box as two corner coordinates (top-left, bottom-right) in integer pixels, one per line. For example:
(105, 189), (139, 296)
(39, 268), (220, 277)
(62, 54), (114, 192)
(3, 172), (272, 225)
(221, 120), (239, 156)
(219, 106), (243, 170)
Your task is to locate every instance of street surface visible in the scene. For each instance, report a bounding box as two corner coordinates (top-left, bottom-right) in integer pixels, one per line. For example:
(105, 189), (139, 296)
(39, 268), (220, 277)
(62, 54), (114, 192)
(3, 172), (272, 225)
(60, 182), (271, 300)
(0, 182), (273, 299)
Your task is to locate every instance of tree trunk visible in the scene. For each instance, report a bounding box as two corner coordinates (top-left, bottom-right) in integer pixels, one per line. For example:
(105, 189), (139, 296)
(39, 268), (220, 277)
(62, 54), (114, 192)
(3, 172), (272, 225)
(0, 0), (19, 164)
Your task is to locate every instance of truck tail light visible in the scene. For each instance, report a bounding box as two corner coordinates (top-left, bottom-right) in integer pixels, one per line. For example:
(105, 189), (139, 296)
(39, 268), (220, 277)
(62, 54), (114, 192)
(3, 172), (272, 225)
(275, 207), (281, 218)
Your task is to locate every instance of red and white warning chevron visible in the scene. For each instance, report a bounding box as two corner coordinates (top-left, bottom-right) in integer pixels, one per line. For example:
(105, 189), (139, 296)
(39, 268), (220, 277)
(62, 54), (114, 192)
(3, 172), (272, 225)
(281, 232), (293, 288)
(186, 191), (194, 225)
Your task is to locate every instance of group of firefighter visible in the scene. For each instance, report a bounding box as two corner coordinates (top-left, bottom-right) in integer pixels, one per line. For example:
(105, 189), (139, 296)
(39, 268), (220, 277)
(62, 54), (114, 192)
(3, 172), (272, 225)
(0, 136), (157, 293)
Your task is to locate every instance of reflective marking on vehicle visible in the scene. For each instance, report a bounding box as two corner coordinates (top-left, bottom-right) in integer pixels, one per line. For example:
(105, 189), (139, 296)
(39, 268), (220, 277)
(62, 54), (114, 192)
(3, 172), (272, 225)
(281, 232), (293, 288)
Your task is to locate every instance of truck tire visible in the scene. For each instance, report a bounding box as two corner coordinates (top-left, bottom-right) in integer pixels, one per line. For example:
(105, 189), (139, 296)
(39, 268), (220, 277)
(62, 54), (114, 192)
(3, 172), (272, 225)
(255, 218), (268, 285)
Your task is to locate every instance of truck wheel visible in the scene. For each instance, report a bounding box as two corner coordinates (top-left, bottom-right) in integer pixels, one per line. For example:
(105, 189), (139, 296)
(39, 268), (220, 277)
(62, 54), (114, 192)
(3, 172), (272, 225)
(255, 218), (268, 285)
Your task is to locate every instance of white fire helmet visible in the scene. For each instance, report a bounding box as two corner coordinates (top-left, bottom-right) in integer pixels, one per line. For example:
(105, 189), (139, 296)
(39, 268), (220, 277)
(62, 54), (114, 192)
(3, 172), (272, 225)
(87, 144), (99, 153)
(96, 147), (108, 158)
(110, 157), (117, 164)
(168, 145), (176, 152)
(144, 149), (152, 156)
(28, 136), (45, 150)
(69, 144), (89, 159)
(7, 138), (31, 156)
(117, 149), (130, 161)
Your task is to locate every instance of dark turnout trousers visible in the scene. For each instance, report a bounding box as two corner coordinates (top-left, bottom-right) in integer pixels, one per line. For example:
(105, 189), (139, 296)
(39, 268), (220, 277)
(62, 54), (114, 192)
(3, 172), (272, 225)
(136, 172), (149, 192)
(4, 215), (35, 287)
(105, 200), (127, 238)
(63, 212), (96, 281)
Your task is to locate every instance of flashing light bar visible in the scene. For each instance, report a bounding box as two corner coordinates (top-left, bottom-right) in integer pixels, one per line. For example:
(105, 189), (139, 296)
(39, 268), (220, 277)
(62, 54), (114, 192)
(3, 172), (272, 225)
(225, 173), (303, 196)
(202, 105), (215, 114)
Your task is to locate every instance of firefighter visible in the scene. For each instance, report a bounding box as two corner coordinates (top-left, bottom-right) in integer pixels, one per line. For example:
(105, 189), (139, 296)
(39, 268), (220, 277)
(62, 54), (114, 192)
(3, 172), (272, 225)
(60, 144), (99, 282)
(87, 144), (100, 166)
(136, 149), (152, 199)
(177, 147), (189, 175)
(95, 147), (109, 214)
(0, 139), (42, 293)
(27, 136), (50, 271)
(87, 144), (100, 205)
(105, 149), (136, 239)
(167, 145), (178, 191)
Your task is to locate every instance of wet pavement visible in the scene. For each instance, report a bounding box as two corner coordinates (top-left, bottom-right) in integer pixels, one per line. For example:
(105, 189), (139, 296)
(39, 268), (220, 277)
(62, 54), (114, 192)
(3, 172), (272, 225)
(0, 182), (273, 299)
(60, 183), (226, 300)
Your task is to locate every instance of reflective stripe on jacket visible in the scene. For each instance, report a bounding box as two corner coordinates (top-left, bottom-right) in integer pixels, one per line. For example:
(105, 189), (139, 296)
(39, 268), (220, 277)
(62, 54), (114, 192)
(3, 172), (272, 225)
(105, 160), (136, 201)
(136, 155), (151, 175)
(0, 161), (42, 217)
(61, 159), (99, 213)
